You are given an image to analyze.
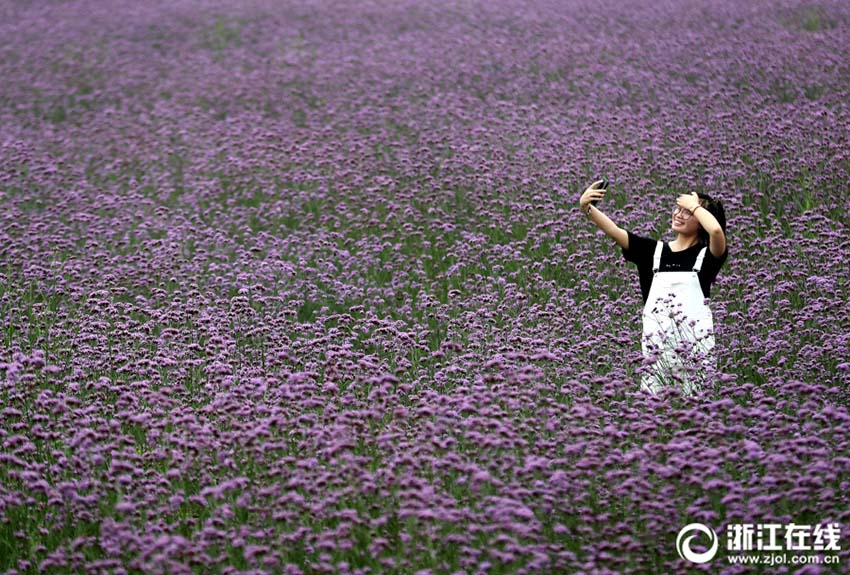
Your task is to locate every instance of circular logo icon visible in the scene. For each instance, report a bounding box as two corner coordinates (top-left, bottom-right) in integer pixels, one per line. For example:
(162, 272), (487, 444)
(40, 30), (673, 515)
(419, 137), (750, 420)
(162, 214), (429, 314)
(676, 523), (719, 564)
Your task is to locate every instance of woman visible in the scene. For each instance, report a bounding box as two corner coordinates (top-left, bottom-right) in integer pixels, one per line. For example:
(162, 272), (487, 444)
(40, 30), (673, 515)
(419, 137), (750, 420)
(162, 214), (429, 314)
(578, 180), (728, 395)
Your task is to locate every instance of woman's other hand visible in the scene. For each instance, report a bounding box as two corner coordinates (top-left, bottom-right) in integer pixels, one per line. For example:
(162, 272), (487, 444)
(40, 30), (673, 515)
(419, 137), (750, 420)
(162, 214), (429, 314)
(676, 192), (701, 212)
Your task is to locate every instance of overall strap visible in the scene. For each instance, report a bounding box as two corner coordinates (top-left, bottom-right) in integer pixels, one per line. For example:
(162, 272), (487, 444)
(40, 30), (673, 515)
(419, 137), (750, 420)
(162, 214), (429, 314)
(652, 241), (663, 273)
(693, 246), (708, 272)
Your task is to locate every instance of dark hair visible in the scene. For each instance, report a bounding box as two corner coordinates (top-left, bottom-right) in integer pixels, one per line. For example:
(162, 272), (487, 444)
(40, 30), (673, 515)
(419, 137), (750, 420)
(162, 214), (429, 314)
(695, 192), (726, 246)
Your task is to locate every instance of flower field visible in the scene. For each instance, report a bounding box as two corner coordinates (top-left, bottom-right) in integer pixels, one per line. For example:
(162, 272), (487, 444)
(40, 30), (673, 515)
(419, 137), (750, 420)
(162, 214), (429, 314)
(1, 0), (849, 573)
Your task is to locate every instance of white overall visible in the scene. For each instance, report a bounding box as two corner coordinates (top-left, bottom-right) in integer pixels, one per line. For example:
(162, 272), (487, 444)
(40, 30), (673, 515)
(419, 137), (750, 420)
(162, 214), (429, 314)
(641, 241), (715, 396)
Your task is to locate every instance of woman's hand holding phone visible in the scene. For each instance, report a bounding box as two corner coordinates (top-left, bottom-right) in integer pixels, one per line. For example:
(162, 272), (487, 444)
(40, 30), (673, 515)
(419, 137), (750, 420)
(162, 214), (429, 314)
(579, 178), (608, 214)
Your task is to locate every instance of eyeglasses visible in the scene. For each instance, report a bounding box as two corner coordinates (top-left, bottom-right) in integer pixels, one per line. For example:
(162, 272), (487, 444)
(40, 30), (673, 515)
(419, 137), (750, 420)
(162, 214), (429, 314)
(673, 206), (693, 220)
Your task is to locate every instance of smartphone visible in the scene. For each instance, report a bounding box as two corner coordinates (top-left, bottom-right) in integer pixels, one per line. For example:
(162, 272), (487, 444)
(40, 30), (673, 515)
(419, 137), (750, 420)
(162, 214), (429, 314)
(591, 176), (608, 205)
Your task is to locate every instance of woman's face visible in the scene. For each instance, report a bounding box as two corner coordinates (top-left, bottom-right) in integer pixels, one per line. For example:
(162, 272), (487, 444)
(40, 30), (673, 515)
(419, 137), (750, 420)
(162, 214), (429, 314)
(671, 205), (702, 235)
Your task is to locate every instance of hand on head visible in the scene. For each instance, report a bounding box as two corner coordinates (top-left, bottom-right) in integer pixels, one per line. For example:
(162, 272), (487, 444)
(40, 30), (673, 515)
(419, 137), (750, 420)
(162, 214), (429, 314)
(676, 192), (702, 213)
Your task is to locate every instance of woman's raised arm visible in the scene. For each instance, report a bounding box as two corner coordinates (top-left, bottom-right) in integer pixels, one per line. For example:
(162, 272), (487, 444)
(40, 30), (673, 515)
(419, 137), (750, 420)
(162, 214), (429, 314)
(579, 181), (629, 250)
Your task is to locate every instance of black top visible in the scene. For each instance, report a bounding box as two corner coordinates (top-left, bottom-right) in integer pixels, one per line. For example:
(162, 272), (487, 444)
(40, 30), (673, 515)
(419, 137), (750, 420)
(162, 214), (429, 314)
(622, 231), (728, 303)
